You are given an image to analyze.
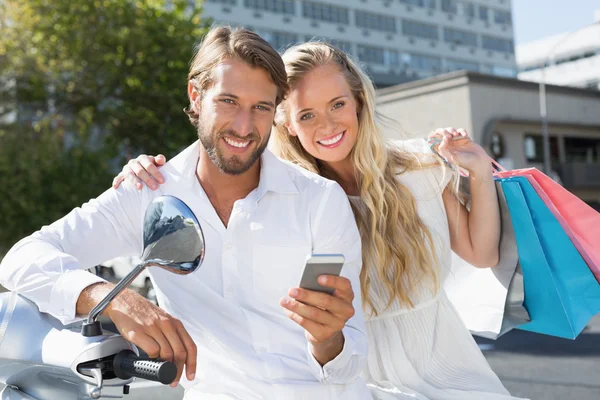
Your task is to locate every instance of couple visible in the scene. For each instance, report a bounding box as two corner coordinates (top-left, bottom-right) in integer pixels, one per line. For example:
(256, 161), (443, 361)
(0, 26), (524, 399)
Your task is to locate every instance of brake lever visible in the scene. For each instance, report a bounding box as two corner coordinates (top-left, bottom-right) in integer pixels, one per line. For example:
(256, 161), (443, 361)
(79, 367), (103, 399)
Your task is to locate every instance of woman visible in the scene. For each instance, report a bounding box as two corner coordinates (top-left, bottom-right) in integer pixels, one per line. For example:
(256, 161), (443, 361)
(113, 42), (525, 400)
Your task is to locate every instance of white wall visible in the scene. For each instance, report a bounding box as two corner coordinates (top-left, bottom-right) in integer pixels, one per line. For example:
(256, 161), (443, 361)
(376, 76), (473, 140)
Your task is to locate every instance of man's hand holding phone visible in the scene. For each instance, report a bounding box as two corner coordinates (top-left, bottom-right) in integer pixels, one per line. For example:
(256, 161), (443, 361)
(279, 255), (355, 366)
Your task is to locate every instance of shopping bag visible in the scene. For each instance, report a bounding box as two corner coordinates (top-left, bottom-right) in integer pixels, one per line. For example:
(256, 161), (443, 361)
(500, 176), (600, 339)
(495, 166), (600, 284)
(445, 178), (530, 339)
(427, 135), (599, 338)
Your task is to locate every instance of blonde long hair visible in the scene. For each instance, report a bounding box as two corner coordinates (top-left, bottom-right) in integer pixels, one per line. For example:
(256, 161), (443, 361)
(271, 42), (442, 314)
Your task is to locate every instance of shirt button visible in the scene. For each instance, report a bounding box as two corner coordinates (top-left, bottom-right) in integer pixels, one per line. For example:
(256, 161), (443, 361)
(225, 243), (233, 250)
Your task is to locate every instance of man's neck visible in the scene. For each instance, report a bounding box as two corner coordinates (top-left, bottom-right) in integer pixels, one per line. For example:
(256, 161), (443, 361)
(195, 150), (261, 226)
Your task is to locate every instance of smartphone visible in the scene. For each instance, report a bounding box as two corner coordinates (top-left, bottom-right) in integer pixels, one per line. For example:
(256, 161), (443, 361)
(298, 254), (345, 295)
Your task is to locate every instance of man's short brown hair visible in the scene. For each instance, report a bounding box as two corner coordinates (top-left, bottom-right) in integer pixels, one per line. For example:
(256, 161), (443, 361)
(184, 26), (289, 128)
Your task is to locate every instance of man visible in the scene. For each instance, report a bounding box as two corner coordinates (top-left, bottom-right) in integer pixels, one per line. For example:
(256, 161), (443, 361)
(0, 27), (370, 399)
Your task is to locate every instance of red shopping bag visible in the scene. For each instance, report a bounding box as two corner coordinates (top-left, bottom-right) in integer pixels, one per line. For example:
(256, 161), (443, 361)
(494, 164), (600, 283)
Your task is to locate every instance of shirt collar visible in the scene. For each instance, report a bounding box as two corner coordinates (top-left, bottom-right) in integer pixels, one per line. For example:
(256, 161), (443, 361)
(166, 140), (200, 189)
(169, 140), (299, 196)
(256, 148), (299, 197)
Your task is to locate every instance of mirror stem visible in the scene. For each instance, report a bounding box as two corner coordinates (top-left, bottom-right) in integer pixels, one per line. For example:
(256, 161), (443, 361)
(81, 263), (147, 336)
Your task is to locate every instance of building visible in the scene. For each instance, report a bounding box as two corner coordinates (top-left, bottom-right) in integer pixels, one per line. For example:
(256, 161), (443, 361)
(202, 0), (517, 87)
(375, 70), (600, 207)
(517, 11), (600, 91)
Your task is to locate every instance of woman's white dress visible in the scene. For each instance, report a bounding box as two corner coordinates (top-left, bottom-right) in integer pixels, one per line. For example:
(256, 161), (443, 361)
(349, 145), (527, 400)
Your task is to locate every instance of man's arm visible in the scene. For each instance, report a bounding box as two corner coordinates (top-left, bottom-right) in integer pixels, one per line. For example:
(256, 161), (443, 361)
(304, 182), (367, 384)
(0, 184), (145, 324)
(0, 183), (198, 385)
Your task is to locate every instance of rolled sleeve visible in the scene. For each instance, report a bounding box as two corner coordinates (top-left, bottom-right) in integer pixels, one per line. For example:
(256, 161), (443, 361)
(52, 269), (107, 324)
(306, 324), (367, 384)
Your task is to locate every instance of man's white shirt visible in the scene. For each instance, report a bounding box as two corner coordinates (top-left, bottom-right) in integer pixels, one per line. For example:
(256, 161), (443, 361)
(0, 141), (370, 399)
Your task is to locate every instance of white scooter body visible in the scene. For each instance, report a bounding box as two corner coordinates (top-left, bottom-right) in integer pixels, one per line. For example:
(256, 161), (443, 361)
(0, 292), (136, 400)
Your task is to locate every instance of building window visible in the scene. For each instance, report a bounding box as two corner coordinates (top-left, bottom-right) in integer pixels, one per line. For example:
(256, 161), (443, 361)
(493, 9), (512, 25)
(357, 45), (385, 65)
(482, 35), (514, 53)
(402, 19), (438, 40)
(304, 36), (353, 54)
(481, 64), (516, 77)
(461, 2), (475, 18)
(399, 0), (436, 9)
(445, 58), (479, 72)
(206, 0), (237, 4)
(564, 137), (600, 163)
(524, 134), (559, 164)
(357, 45), (402, 67)
(384, 49), (401, 66)
(355, 11), (397, 33)
(256, 29), (299, 51)
(402, 52), (442, 72)
(492, 65), (516, 77)
(443, 27), (477, 46)
(441, 0), (457, 14)
(479, 5), (489, 22)
(302, 1), (349, 24)
(244, 0), (295, 15)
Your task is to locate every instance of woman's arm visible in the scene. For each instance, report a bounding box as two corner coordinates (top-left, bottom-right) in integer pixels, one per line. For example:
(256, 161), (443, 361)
(433, 128), (501, 268)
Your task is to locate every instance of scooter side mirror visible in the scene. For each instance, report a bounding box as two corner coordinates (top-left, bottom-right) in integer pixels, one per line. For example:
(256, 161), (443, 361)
(81, 195), (205, 337)
(140, 195), (205, 273)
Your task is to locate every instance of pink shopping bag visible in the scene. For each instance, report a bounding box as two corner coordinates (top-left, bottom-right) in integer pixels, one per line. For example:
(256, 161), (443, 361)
(494, 164), (600, 284)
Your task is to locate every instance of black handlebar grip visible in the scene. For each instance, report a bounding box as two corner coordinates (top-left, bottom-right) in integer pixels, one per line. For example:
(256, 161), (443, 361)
(113, 350), (177, 385)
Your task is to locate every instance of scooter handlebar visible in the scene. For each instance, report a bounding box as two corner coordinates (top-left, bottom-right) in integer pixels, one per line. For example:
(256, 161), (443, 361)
(113, 350), (177, 385)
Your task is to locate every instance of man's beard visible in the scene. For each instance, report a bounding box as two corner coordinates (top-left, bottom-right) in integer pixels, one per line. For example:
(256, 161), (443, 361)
(197, 123), (269, 176)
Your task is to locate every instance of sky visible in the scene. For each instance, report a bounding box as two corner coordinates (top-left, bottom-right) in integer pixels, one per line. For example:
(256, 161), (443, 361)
(512, 0), (600, 45)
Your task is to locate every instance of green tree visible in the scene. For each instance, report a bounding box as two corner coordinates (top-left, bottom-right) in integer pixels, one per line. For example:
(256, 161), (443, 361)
(0, 0), (208, 253)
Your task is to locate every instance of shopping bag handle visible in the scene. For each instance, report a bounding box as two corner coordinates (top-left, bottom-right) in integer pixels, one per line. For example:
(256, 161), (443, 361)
(427, 136), (468, 177)
(490, 158), (507, 173)
(427, 136), (508, 175)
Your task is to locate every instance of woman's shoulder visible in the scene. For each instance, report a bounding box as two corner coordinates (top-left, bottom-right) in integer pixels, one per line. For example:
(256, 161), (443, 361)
(386, 139), (454, 192)
(387, 138), (433, 159)
(387, 138), (431, 155)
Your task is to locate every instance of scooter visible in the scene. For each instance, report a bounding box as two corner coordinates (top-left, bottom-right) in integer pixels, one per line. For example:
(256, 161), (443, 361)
(0, 195), (206, 399)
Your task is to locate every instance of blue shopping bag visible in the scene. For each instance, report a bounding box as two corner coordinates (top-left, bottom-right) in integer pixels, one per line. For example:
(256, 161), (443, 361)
(499, 176), (600, 339)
